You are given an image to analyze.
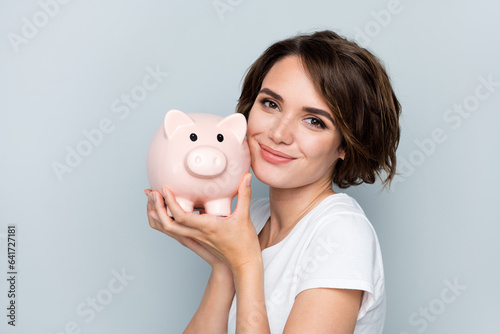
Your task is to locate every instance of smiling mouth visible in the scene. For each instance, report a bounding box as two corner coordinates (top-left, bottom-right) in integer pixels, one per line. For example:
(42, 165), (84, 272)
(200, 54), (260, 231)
(259, 144), (296, 164)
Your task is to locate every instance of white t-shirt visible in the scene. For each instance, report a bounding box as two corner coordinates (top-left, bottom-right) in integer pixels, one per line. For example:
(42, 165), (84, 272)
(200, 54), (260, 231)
(227, 193), (386, 333)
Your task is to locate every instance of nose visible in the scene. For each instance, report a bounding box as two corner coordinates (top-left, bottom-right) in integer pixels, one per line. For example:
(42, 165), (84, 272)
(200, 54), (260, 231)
(269, 115), (294, 145)
(186, 146), (227, 177)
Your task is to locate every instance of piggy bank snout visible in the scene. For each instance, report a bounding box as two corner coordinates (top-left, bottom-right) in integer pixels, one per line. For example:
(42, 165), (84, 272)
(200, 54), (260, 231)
(186, 146), (227, 177)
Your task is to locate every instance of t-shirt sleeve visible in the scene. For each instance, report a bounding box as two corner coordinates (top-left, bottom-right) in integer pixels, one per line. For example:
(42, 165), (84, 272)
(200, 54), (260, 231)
(294, 211), (382, 319)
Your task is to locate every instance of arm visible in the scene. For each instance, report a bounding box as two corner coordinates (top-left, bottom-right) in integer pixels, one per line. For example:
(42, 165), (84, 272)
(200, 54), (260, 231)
(184, 267), (235, 334)
(160, 174), (271, 333)
(145, 190), (235, 333)
(230, 263), (362, 334)
(284, 288), (363, 333)
(233, 260), (270, 333)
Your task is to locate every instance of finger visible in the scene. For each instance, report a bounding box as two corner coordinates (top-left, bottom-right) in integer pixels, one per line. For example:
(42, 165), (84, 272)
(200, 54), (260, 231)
(148, 205), (160, 221)
(161, 186), (185, 218)
(147, 194), (182, 238)
(162, 187), (191, 223)
(162, 187), (213, 228)
(152, 190), (198, 236)
(145, 190), (153, 209)
(145, 189), (153, 213)
(146, 192), (161, 230)
(145, 189), (154, 215)
(147, 196), (196, 246)
(234, 173), (252, 218)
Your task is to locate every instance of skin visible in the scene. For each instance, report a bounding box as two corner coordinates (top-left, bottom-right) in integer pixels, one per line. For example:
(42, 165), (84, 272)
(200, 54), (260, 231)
(145, 55), (363, 333)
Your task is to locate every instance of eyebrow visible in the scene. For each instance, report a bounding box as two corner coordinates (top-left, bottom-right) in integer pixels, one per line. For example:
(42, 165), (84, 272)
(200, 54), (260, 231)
(258, 87), (336, 125)
(258, 88), (283, 103)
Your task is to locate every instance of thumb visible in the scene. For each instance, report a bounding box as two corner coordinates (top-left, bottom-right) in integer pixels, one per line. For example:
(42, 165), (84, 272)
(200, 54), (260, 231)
(234, 173), (252, 217)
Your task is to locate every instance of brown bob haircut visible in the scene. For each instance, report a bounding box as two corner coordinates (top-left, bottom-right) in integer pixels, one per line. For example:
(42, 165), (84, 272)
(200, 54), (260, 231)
(236, 30), (401, 189)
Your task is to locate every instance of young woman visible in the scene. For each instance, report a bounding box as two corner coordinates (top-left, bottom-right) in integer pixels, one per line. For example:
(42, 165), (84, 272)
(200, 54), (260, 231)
(145, 30), (401, 333)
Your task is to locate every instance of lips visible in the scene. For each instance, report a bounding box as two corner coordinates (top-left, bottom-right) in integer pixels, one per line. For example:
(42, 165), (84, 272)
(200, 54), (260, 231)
(259, 144), (296, 165)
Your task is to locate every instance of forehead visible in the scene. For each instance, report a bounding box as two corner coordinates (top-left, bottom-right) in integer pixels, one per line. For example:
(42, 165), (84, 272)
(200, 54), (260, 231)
(263, 56), (307, 84)
(261, 56), (330, 111)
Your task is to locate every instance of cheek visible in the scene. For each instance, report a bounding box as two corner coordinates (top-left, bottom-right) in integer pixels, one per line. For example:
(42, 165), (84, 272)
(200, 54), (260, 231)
(247, 112), (258, 136)
(300, 135), (340, 166)
(300, 135), (325, 156)
(247, 104), (257, 127)
(247, 108), (269, 136)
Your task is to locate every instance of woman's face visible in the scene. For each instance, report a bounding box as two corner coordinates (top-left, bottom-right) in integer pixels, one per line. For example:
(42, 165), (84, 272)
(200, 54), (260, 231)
(247, 55), (345, 190)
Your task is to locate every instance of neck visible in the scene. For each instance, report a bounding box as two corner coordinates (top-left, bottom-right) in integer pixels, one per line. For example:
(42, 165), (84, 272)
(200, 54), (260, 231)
(264, 180), (335, 247)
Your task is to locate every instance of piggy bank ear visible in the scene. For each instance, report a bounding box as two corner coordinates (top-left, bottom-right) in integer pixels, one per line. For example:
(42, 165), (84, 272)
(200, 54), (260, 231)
(163, 109), (194, 139)
(217, 113), (247, 144)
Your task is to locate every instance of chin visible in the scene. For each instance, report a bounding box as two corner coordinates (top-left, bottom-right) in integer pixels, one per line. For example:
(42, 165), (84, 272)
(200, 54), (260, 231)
(254, 173), (288, 189)
(251, 160), (280, 186)
(251, 163), (297, 189)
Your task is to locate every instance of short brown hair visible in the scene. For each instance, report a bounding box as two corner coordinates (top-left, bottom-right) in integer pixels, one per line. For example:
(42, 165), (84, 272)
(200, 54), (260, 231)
(237, 30), (401, 189)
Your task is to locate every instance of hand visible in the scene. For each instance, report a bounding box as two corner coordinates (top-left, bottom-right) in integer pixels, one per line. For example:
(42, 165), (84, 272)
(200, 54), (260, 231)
(150, 173), (262, 273)
(145, 189), (230, 274)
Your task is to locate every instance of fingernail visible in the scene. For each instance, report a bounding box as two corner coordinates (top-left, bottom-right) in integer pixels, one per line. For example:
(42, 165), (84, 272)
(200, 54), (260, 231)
(246, 174), (252, 186)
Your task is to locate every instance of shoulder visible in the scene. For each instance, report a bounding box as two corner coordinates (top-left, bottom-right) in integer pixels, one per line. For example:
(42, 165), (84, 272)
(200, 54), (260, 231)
(296, 193), (385, 321)
(318, 193), (367, 217)
(296, 193), (384, 293)
(308, 193), (377, 242)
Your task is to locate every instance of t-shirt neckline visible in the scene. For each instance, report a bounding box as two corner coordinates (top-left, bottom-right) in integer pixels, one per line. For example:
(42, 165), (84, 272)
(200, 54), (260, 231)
(260, 193), (346, 255)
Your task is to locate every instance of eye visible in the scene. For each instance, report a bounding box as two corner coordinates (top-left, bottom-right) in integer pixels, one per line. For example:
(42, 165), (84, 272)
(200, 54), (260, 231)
(190, 133), (198, 142)
(217, 134), (224, 142)
(304, 117), (326, 129)
(261, 99), (280, 111)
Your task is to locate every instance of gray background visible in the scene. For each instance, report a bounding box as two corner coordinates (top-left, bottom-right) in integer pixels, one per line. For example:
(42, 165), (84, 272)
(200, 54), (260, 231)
(1, 0), (499, 333)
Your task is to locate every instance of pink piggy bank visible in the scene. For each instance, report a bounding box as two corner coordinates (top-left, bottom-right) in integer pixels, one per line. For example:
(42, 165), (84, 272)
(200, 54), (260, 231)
(146, 109), (251, 216)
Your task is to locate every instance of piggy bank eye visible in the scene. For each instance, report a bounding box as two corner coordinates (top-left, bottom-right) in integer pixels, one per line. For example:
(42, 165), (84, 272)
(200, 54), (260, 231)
(217, 134), (224, 142)
(190, 133), (198, 142)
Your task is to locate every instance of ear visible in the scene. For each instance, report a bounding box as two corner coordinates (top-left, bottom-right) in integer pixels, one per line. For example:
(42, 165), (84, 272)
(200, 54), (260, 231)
(338, 147), (346, 160)
(163, 109), (194, 139)
(217, 113), (247, 144)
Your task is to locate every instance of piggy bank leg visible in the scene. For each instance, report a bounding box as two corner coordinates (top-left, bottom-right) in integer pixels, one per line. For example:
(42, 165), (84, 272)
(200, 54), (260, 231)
(167, 198), (194, 216)
(204, 198), (232, 216)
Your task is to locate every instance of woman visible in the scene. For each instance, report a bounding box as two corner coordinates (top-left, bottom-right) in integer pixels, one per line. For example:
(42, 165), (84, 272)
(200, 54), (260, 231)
(145, 30), (401, 333)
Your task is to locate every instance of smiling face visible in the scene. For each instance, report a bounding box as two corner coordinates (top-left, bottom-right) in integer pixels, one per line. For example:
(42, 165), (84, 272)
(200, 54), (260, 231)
(247, 55), (345, 190)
